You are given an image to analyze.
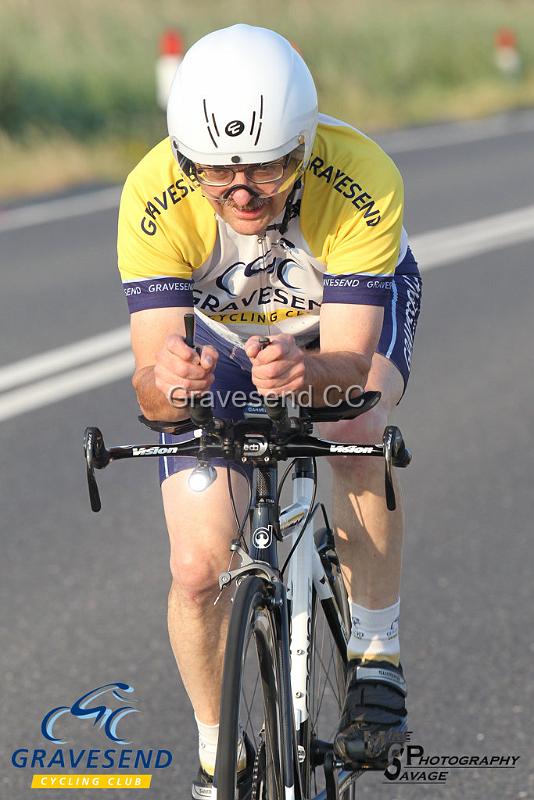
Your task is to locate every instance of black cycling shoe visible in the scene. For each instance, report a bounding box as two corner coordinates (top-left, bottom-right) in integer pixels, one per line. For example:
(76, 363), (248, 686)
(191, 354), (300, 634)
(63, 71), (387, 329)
(192, 734), (255, 800)
(334, 659), (408, 770)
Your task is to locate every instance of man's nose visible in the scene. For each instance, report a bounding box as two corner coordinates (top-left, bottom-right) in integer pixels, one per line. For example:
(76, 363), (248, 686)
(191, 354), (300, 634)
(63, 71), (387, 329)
(227, 184), (258, 205)
(223, 171), (258, 204)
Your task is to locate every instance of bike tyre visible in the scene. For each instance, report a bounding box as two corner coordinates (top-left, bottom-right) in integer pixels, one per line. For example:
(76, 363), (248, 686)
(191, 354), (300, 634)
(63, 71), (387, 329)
(216, 575), (292, 800)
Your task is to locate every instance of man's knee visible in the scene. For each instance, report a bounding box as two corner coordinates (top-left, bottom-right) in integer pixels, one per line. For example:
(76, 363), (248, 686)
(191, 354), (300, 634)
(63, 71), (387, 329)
(162, 469), (246, 603)
(169, 546), (224, 603)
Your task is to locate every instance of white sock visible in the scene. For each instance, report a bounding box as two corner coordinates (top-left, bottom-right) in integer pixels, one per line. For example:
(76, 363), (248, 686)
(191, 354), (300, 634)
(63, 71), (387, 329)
(347, 600), (401, 666)
(196, 717), (247, 776)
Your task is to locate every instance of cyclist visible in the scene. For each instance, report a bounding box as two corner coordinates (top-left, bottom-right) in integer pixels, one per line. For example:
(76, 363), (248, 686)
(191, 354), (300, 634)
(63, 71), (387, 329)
(117, 24), (421, 797)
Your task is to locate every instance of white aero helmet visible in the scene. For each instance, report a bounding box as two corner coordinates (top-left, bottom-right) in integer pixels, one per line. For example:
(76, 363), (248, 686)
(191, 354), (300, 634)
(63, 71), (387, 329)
(167, 24), (318, 173)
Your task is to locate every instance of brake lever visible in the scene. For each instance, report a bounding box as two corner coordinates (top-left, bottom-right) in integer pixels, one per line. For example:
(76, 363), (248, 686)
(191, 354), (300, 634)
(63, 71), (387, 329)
(383, 427), (396, 511)
(83, 426), (110, 512)
(383, 425), (411, 511)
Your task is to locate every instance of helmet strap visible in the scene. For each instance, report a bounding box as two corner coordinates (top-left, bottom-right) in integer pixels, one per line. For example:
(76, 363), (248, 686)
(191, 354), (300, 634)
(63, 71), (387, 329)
(267, 178), (302, 237)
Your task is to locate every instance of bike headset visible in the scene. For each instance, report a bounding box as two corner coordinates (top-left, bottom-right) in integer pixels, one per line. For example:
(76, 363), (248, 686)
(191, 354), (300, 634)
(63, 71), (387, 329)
(167, 24), (318, 216)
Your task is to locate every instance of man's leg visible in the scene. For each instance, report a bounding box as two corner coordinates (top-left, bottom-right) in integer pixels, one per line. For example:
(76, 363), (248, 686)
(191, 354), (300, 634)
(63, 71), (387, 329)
(320, 354), (408, 766)
(162, 467), (249, 773)
(326, 354), (404, 619)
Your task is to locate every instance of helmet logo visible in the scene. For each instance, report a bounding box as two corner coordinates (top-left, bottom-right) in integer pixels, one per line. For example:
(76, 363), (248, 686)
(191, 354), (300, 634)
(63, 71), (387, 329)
(201, 96), (263, 149)
(225, 120), (245, 137)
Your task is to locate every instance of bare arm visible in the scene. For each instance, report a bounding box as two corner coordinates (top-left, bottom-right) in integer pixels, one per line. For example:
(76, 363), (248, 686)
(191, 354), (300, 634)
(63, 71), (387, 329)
(245, 303), (383, 406)
(130, 308), (218, 420)
(304, 303), (384, 403)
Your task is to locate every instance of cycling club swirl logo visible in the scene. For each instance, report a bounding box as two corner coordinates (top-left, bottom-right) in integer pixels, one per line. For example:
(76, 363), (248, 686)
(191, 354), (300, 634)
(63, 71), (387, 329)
(41, 683), (139, 745)
(216, 244), (307, 298)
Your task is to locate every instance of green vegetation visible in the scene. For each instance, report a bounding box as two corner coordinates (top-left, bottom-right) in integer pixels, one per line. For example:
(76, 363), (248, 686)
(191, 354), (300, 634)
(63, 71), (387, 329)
(1, 0), (534, 197)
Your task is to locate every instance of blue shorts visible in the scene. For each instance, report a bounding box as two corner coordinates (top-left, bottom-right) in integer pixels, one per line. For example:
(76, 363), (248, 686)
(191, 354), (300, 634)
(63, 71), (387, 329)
(159, 249), (422, 483)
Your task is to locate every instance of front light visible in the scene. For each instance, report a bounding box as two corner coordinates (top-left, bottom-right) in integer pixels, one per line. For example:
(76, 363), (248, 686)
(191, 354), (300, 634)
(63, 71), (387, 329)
(188, 464), (217, 492)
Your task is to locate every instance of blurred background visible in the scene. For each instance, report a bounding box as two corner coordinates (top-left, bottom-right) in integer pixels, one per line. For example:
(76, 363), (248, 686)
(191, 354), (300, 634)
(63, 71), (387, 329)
(1, 0), (534, 198)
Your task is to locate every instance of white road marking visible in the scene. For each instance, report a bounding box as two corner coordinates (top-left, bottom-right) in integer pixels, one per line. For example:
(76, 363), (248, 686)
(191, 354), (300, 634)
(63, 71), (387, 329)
(0, 113), (533, 234)
(378, 110), (534, 154)
(0, 327), (130, 392)
(413, 203), (534, 270)
(0, 352), (133, 423)
(0, 203), (533, 422)
(0, 186), (121, 233)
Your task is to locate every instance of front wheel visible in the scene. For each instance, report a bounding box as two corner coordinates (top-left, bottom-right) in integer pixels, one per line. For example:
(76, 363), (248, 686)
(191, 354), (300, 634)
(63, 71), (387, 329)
(215, 575), (296, 800)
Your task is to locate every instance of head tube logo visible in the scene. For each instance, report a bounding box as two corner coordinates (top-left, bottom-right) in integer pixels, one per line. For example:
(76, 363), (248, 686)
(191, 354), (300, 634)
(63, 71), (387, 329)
(41, 682), (139, 745)
(252, 525), (274, 549)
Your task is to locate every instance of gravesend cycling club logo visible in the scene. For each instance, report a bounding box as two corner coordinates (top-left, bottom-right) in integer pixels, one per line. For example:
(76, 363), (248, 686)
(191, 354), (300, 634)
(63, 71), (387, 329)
(41, 682), (139, 745)
(11, 682), (173, 790)
(215, 246), (308, 297)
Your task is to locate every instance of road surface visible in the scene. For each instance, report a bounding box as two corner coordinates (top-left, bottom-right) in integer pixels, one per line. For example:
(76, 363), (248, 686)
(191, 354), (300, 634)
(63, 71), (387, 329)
(1, 111), (533, 799)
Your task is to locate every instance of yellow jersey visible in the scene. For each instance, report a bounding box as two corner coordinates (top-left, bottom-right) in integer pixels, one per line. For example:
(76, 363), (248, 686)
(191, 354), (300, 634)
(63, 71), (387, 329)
(117, 114), (413, 347)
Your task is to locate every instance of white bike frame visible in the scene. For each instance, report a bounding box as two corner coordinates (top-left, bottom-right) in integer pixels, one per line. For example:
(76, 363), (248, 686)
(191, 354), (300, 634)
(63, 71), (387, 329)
(280, 470), (347, 741)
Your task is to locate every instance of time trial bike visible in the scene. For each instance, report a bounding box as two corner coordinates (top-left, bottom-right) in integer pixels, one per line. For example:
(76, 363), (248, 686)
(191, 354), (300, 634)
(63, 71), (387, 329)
(83, 314), (411, 800)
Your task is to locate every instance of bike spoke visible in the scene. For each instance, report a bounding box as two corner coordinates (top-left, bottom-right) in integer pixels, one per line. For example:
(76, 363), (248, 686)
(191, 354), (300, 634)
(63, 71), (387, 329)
(241, 673), (260, 748)
(313, 629), (343, 730)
